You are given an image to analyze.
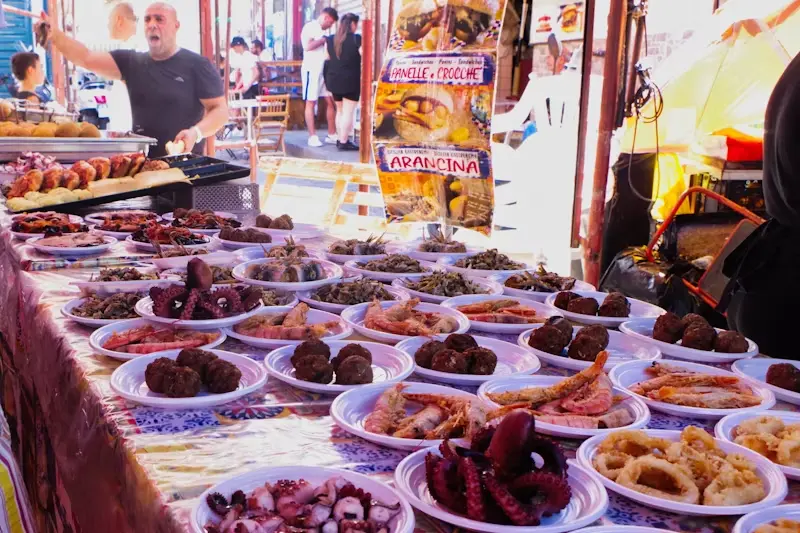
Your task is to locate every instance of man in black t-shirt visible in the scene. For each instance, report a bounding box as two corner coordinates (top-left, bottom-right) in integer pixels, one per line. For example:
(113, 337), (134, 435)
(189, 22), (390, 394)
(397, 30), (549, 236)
(39, 2), (227, 157)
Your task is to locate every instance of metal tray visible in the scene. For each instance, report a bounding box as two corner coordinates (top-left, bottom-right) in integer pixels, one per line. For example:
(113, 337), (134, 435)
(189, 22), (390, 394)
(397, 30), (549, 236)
(0, 132), (157, 161)
(159, 154), (251, 185)
(6, 99), (80, 124)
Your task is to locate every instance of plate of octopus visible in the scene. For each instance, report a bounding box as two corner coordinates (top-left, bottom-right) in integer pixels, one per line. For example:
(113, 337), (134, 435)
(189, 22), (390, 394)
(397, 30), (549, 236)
(733, 504), (800, 533)
(732, 358), (800, 406)
(89, 318), (226, 360)
(610, 360), (775, 420)
(330, 382), (488, 451)
(225, 303), (352, 349)
(264, 340), (415, 394)
(440, 294), (562, 335)
(576, 426), (787, 516)
(396, 333), (540, 386)
(111, 348), (267, 409)
(394, 410), (608, 533)
(192, 466), (416, 533)
(340, 299), (469, 344)
(545, 291), (665, 327)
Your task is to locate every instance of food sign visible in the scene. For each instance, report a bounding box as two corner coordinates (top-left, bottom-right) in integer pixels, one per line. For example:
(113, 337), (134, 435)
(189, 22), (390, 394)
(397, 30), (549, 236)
(373, 0), (506, 235)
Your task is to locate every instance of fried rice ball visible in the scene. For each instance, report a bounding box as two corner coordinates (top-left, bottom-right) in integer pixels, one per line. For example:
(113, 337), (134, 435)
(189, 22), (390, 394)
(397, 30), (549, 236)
(567, 297), (600, 316)
(575, 324), (610, 349)
(681, 323), (717, 351)
(545, 316), (573, 345)
(415, 340), (446, 369)
(598, 293), (630, 317)
(176, 348), (218, 381)
(528, 325), (568, 355)
(431, 349), (469, 374)
(294, 353), (334, 384)
(291, 340), (331, 368)
(567, 335), (605, 361)
(554, 291), (579, 310)
(331, 344), (372, 372)
(444, 333), (479, 353)
(653, 312), (684, 344)
(465, 347), (497, 375)
(162, 366), (203, 398)
(205, 358), (242, 394)
(334, 355), (373, 385)
(766, 363), (800, 393)
(145, 357), (178, 393)
(713, 331), (749, 353)
(681, 313), (709, 330)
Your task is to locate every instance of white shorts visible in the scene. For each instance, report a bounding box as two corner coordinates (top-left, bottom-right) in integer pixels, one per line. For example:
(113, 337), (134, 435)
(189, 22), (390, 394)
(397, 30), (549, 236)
(301, 67), (328, 101)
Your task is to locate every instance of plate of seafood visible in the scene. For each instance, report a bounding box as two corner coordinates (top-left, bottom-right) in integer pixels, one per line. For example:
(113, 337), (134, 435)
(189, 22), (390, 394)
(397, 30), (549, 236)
(341, 299), (469, 344)
(298, 278), (410, 314)
(62, 293), (143, 327)
(545, 291), (665, 327)
(192, 466), (416, 533)
(493, 268), (595, 303)
(437, 250), (532, 278)
(89, 211), (160, 238)
(159, 264), (242, 286)
(70, 267), (174, 295)
(161, 209), (236, 223)
(325, 234), (395, 264)
(10, 211), (86, 240)
(732, 358), (800, 406)
(126, 223), (211, 252)
(213, 226), (276, 249)
(232, 257), (343, 292)
(715, 411), (800, 481)
(250, 213), (324, 239)
(391, 272), (503, 304)
(519, 322), (661, 372)
(89, 318), (226, 360)
(166, 208), (241, 235)
(344, 255), (438, 283)
(145, 250), (236, 270)
(264, 340), (415, 393)
(84, 210), (158, 225)
(610, 360), (775, 419)
(234, 237), (322, 262)
(404, 229), (483, 262)
(111, 348), (267, 409)
(330, 382), (487, 451)
(576, 426), (788, 516)
(733, 504), (800, 533)
(477, 354), (651, 438)
(225, 303), (352, 348)
(394, 410), (609, 533)
(397, 333), (540, 386)
(27, 233), (117, 256)
(441, 295), (560, 334)
(620, 314), (758, 363)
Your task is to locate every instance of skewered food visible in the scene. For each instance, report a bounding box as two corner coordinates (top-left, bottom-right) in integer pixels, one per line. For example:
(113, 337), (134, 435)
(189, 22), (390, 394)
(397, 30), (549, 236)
(131, 221), (208, 246)
(145, 348), (241, 398)
(311, 279), (395, 305)
(217, 226), (272, 243)
(504, 267), (577, 293)
(364, 298), (459, 336)
(415, 333), (497, 375)
(455, 298), (544, 324)
(35, 233), (107, 248)
(290, 341), (373, 385)
(255, 213), (294, 230)
(264, 237), (309, 259)
(404, 271), (486, 298)
(71, 293), (141, 320)
(359, 254), (426, 273)
(732, 414), (800, 468)
(10, 212), (87, 234)
(102, 326), (221, 354)
(454, 249), (524, 271)
(171, 209), (241, 230)
(96, 267), (157, 282)
(766, 363), (800, 393)
(245, 259), (326, 283)
(418, 228), (467, 253)
(234, 303), (342, 341)
(328, 234), (388, 255)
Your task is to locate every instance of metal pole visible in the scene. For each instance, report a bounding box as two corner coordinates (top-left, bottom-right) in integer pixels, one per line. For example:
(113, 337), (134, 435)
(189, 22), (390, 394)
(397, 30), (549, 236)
(374, 0), (382, 81)
(215, 0), (222, 70)
(624, 12), (645, 113)
(584, 0), (628, 286)
(359, 0), (375, 215)
(224, 0), (232, 103)
(200, 0), (216, 156)
(47, 0), (66, 105)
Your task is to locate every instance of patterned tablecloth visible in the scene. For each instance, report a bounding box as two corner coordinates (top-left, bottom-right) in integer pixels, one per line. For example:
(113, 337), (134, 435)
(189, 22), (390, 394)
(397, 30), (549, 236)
(0, 228), (797, 533)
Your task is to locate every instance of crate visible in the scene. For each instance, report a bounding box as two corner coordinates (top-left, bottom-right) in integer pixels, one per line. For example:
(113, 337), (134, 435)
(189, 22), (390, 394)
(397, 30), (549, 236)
(192, 183), (261, 222)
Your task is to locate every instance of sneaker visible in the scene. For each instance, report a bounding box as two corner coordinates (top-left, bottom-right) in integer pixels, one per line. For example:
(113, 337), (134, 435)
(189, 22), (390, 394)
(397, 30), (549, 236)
(308, 135), (323, 147)
(338, 141), (359, 151)
(324, 135), (338, 144)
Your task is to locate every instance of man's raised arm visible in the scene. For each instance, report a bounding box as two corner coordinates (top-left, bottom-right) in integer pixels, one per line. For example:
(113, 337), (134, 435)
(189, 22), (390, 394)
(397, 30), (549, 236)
(40, 11), (122, 80)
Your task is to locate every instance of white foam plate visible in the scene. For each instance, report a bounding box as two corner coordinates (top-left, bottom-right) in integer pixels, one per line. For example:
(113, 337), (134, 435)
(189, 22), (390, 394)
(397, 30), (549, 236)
(343, 259), (439, 283)
(135, 297), (264, 330)
(234, 245), (325, 262)
(575, 528), (664, 533)
(88, 318), (226, 360)
(577, 429), (787, 516)
(10, 214), (84, 240)
(732, 358), (800, 406)
(192, 466), (415, 533)
(110, 349), (267, 409)
(84, 211), (157, 225)
(392, 276), (504, 305)
(232, 257), (343, 291)
(211, 230), (283, 250)
(125, 234), (211, 252)
(26, 234), (117, 256)
(89, 225), (136, 239)
(490, 273), (596, 303)
(341, 300), (470, 344)
(144, 251), (237, 270)
(264, 341), (415, 394)
(171, 226), (231, 236)
(396, 449), (608, 533)
(715, 410), (800, 480)
(70, 267), (173, 295)
(62, 296), (142, 327)
(161, 211), (236, 222)
(545, 291), (665, 327)
(519, 324), (661, 372)
(330, 381), (482, 451)
(397, 334), (540, 386)
(620, 318), (758, 363)
(325, 249), (389, 265)
(478, 375), (650, 438)
(253, 222), (325, 239)
(610, 359), (775, 420)
(298, 284), (411, 314)
(404, 240), (483, 262)
(441, 294), (561, 334)
(733, 504), (800, 533)
(436, 255), (533, 278)
(224, 307), (352, 348)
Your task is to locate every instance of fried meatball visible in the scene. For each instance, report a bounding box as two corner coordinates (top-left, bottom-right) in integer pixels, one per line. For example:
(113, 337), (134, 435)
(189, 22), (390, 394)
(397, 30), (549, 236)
(444, 333), (479, 353)
(653, 312), (684, 344)
(331, 344), (372, 372)
(575, 324), (610, 349)
(176, 348), (218, 381)
(598, 294), (630, 317)
(545, 316), (573, 345)
(567, 297), (599, 316)
(528, 325), (568, 355)
(334, 355), (373, 385)
(415, 340), (446, 369)
(465, 347), (497, 375)
(162, 366), (202, 398)
(682, 313), (709, 330)
(567, 336), (605, 361)
(145, 357), (178, 393)
(681, 323), (717, 351)
(291, 340), (331, 368)
(430, 349), (469, 374)
(294, 353), (334, 384)
(255, 214), (272, 228)
(766, 363), (800, 393)
(554, 291), (579, 310)
(205, 359), (242, 393)
(713, 330), (749, 354)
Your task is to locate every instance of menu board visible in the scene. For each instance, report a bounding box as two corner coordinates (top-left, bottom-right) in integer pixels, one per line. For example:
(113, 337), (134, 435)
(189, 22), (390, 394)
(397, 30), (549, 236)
(373, 0), (507, 235)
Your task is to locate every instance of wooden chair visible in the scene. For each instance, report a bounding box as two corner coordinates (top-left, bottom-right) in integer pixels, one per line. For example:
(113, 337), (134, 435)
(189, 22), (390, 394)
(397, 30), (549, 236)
(253, 94), (290, 156)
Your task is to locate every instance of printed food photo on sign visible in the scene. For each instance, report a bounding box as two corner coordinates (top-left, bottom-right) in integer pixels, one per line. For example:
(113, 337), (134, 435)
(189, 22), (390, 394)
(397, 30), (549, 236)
(390, 0), (504, 52)
(374, 53), (494, 147)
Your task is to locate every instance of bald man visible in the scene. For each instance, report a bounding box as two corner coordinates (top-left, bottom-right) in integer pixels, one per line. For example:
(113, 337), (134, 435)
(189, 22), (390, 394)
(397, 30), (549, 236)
(40, 2), (227, 157)
(108, 2), (136, 42)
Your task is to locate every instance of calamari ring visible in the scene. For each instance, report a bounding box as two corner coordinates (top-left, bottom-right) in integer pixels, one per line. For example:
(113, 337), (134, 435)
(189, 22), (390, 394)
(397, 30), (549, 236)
(703, 466), (765, 506)
(733, 415), (784, 438)
(597, 430), (670, 457)
(724, 453), (757, 473)
(616, 455), (700, 504)
(777, 438), (800, 468)
(734, 434), (780, 462)
(665, 442), (718, 492)
(592, 451), (632, 481)
(681, 426), (718, 455)
(778, 423), (800, 441)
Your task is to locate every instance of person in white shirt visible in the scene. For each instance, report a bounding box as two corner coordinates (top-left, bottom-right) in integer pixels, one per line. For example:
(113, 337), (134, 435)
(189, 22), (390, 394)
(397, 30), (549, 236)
(301, 7), (338, 147)
(106, 1), (137, 132)
(252, 39), (272, 62)
(229, 36), (260, 99)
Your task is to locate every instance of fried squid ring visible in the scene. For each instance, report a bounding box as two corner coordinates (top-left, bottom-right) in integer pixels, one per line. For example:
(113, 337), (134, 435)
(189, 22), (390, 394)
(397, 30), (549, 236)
(597, 430), (670, 458)
(703, 466), (765, 506)
(777, 438), (800, 468)
(616, 456), (700, 505)
(665, 442), (718, 492)
(592, 451), (632, 481)
(779, 423), (800, 441)
(734, 434), (780, 462)
(734, 415), (784, 438)
(681, 426), (719, 455)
